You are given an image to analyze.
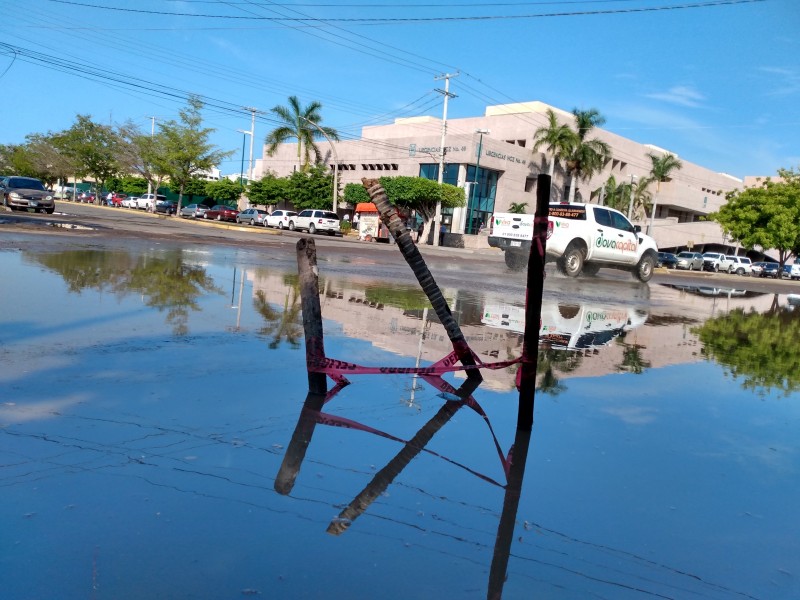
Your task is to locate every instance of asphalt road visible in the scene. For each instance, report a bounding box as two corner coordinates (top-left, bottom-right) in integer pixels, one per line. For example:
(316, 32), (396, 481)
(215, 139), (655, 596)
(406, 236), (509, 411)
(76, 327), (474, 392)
(2, 201), (798, 303)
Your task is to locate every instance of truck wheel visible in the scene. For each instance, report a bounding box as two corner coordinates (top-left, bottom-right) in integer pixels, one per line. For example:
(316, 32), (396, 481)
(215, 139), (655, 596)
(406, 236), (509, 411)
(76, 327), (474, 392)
(634, 251), (657, 283)
(557, 242), (585, 278)
(504, 249), (527, 271)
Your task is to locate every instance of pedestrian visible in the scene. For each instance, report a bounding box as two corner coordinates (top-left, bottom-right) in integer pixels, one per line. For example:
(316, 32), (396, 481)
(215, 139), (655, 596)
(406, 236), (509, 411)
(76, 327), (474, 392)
(106, 191), (113, 205)
(439, 222), (446, 246)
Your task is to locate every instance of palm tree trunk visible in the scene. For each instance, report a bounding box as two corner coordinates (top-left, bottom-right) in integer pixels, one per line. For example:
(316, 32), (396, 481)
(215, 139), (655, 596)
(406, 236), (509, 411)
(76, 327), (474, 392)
(548, 159), (555, 177)
(568, 173), (577, 202)
(362, 178), (482, 391)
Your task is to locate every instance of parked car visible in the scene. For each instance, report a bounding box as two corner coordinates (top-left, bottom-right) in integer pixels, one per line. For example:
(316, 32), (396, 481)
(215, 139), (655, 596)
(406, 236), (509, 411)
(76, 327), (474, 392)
(78, 191), (96, 203)
(675, 251), (704, 271)
(751, 262), (765, 276)
(657, 252), (678, 269)
(727, 256), (753, 276)
(154, 200), (177, 215)
(702, 252), (734, 272)
(0, 176), (56, 213)
(781, 263), (800, 280)
(180, 203), (211, 219)
(204, 204), (239, 222)
(137, 193), (167, 211)
(122, 196), (139, 209)
(236, 208), (269, 226)
(107, 193), (127, 207)
(290, 209), (341, 235)
(760, 263), (780, 278)
(265, 209), (297, 229)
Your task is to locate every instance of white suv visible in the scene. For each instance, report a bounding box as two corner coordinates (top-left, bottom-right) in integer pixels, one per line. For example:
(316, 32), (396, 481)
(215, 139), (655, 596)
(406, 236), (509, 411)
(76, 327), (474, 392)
(289, 209), (340, 235)
(137, 193), (166, 211)
(727, 256), (752, 276)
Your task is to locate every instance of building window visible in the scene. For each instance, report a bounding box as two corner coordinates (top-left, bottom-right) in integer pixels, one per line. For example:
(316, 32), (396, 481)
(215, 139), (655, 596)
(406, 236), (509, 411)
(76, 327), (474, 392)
(419, 163), (459, 186)
(465, 164), (499, 235)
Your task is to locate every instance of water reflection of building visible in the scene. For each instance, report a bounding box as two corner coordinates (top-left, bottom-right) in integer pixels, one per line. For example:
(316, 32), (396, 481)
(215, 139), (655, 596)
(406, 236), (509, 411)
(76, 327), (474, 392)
(246, 269), (793, 388)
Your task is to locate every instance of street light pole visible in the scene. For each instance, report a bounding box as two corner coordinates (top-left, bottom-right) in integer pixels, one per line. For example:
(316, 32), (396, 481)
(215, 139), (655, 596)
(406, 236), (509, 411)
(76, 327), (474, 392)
(301, 117), (339, 213)
(242, 106), (263, 183)
(471, 129), (490, 234)
(237, 129), (250, 200)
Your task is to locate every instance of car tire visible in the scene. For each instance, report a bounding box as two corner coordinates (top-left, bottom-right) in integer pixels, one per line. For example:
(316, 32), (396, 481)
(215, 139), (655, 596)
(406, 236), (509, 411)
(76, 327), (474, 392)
(736, 268), (744, 275)
(288, 221), (295, 231)
(557, 241), (585, 278)
(688, 263), (693, 271)
(309, 223), (316, 234)
(249, 219), (255, 226)
(634, 251), (657, 283)
(217, 215), (222, 221)
(45, 206), (55, 214)
(277, 222), (283, 230)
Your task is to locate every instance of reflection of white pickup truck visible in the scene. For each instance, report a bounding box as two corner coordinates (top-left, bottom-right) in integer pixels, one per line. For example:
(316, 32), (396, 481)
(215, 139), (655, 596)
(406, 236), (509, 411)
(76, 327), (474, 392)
(481, 300), (648, 350)
(488, 204), (659, 282)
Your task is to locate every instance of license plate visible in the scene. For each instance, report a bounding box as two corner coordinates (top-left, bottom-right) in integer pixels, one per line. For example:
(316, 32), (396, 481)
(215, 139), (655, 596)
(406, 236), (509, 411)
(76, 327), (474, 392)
(510, 241), (521, 247)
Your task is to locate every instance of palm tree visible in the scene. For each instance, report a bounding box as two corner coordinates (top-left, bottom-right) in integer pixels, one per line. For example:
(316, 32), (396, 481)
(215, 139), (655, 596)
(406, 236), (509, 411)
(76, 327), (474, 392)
(564, 109), (612, 203)
(265, 96), (339, 171)
(647, 152), (683, 231)
(532, 109), (576, 177)
(508, 202), (528, 214)
(630, 177), (654, 222)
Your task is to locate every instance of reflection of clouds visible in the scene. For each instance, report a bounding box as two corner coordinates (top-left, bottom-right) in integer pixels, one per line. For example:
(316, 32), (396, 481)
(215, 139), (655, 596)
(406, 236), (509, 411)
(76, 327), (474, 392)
(0, 394), (88, 425)
(601, 406), (658, 425)
(713, 433), (796, 475)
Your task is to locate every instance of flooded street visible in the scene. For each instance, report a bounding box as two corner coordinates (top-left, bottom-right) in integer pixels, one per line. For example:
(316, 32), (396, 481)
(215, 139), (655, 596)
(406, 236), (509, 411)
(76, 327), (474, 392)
(1, 228), (799, 599)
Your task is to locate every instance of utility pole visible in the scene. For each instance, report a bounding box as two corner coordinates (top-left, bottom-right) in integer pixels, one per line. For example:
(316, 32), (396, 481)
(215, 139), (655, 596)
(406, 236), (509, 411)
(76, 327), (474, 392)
(432, 72), (458, 246)
(242, 106), (264, 184)
(146, 116), (156, 197)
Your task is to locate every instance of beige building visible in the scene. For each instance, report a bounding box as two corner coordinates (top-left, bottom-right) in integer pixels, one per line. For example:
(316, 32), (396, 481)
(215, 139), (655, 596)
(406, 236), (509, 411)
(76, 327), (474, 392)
(255, 101), (743, 252)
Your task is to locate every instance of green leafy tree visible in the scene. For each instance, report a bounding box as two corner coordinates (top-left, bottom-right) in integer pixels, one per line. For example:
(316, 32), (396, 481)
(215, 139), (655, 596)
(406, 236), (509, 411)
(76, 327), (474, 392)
(532, 108), (576, 177)
(564, 108), (612, 203)
(204, 178), (241, 205)
(508, 202), (528, 214)
(159, 96), (233, 214)
(53, 115), (123, 197)
(710, 168), (800, 267)
(248, 173), (289, 207)
(285, 164), (334, 210)
(116, 121), (171, 198)
(343, 176), (465, 242)
(265, 96), (339, 171)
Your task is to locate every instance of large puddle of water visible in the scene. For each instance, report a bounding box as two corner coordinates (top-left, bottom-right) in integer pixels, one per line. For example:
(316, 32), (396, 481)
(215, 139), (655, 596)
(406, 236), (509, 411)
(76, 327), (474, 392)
(1, 244), (798, 599)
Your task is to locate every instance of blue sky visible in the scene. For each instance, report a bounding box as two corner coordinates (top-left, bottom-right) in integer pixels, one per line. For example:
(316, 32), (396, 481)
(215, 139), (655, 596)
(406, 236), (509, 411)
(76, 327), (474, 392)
(1, 0), (797, 180)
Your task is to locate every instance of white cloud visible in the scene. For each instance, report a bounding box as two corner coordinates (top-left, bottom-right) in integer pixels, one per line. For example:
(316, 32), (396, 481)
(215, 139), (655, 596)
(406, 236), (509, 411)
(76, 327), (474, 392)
(645, 85), (706, 108)
(601, 406), (658, 425)
(759, 66), (800, 96)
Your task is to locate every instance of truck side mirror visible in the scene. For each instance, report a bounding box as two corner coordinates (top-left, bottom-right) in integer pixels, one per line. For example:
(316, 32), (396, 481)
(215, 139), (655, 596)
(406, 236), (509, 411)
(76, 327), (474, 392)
(634, 225), (642, 233)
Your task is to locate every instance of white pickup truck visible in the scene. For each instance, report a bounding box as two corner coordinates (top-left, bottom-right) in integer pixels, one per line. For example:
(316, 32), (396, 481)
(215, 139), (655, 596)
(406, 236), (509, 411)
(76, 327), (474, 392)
(488, 203), (659, 282)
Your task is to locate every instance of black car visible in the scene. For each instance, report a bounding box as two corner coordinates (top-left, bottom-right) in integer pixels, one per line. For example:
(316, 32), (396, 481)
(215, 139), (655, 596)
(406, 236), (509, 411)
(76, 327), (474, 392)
(657, 252), (678, 269)
(154, 200), (177, 215)
(760, 263), (779, 278)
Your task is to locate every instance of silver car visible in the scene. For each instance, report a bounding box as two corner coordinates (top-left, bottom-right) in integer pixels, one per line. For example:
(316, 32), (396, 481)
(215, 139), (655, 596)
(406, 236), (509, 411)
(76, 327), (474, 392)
(236, 208), (269, 226)
(675, 251), (704, 271)
(179, 203), (210, 219)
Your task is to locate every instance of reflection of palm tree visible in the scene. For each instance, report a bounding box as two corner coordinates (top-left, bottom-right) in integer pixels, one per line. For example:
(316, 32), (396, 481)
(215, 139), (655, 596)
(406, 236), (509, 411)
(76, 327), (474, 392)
(536, 347), (583, 395)
(616, 340), (651, 374)
(253, 287), (303, 349)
